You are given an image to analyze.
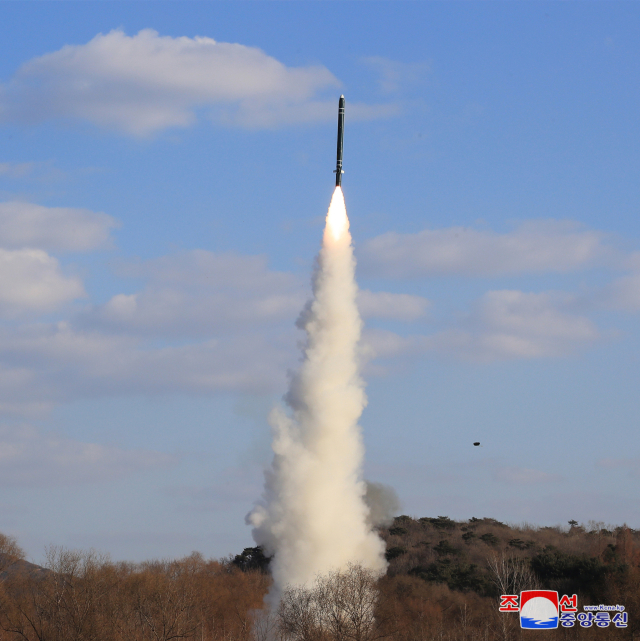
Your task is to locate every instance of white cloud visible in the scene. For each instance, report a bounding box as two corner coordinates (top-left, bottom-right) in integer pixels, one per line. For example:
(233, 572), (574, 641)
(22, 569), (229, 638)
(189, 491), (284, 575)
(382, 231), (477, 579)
(358, 290), (429, 321)
(361, 56), (430, 94)
(0, 202), (117, 251)
(227, 98), (399, 129)
(439, 290), (599, 361)
(601, 272), (640, 312)
(475, 290), (598, 357)
(0, 243), (441, 413)
(0, 249), (84, 314)
(362, 328), (433, 360)
(85, 251), (429, 336)
(0, 423), (173, 487)
(0, 29), (346, 135)
(116, 249), (294, 290)
(599, 458), (640, 477)
(0, 323), (294, 414)
(359, 328), (435, 376)
(361, 289), (599, 364)
(0, 162), (35, 178)
(359, 220), (615, 278)
(84, 250), (306, 337)
(0, 293), (435, 413)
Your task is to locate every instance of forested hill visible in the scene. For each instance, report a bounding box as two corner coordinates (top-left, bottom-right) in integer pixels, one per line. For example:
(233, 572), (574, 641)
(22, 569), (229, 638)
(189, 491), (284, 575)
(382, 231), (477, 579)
(235, 515), (639, 601)
(0, 518), (638, 640)
(379, 515), (639, 600)
(233, 516), (640, 639)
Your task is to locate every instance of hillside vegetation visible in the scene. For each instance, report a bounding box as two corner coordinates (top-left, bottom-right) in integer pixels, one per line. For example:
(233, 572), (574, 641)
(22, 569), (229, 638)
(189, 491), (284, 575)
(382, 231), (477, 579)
(0, 517), (637, 640)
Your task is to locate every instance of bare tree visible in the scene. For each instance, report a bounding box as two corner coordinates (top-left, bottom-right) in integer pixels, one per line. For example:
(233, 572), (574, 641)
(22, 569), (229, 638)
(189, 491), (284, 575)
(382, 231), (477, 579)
(250, 608), (278, 641)
(0, 546), (116, 641)
(278, 565), (383, 641)
(316, 565), (380, 641)
(0, 534), (25, 576)
(486, 552), (537, 596)
(44, 546), (117, 641)
(132, 559), (200, 641)
(486, 552), (538, 641)
(278, 584), (323, 641)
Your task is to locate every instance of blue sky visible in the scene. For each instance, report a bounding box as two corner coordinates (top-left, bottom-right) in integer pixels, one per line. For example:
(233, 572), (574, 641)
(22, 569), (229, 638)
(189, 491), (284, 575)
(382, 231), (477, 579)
(1, 2), (639, 563)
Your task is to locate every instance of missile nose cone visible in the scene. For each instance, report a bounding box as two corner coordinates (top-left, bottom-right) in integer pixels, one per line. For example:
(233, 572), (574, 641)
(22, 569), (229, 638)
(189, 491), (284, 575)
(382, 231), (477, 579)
(340, 94), (344, 99)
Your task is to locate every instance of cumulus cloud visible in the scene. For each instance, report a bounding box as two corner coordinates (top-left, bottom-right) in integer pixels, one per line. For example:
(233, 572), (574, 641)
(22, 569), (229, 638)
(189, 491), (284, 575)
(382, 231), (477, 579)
(359, 328), (435, 376)
(431, 290), (599, 361)
(359, 220), (616, 278)
(82, 250), (306, 337)
(358, 290), (429, 321)
(362, 328), (433, 361)
(117, 249), (294, 290)
(361, 289), (598, 364)
(0, 288), (435, 415)
(0, 322), (294, 415)
(0, 162), (35, 178)
(361, 56), (430, 94)
(0, 204), (98, 315)
(0, 202), (117, 251)
(82, 251), (425, 337)
(0, 249), (84, 315)
(471, 290), (598, 358)
(600, 272), (640, 312)
(0, 29), (396, 135)
(0, 423), (173, 487)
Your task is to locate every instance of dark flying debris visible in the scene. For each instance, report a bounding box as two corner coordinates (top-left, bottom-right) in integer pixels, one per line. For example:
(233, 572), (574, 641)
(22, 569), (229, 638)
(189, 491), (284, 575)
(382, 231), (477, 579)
(473, 442), (481, 447)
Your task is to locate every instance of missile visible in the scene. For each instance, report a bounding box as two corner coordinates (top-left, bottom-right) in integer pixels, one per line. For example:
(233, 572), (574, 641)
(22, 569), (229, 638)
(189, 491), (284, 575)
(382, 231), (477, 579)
(334, 95), (345, 187)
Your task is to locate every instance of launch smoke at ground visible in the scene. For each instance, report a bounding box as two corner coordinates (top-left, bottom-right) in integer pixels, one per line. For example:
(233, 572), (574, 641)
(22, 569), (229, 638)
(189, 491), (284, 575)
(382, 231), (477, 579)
(248, 186), (386, 602)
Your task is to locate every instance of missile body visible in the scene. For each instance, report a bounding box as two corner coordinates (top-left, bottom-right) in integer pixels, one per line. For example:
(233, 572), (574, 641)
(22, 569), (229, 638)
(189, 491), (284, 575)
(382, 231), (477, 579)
(334, 95), (345, 187)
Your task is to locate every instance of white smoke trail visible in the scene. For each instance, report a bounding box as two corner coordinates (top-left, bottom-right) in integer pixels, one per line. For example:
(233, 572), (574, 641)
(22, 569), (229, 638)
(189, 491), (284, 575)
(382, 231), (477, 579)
(247, 187), (386, 602)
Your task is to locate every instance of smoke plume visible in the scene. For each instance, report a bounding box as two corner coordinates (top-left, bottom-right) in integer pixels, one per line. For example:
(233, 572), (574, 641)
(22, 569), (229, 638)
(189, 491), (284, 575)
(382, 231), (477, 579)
(364, 481), (401, 529)
(247, 187), (386, 601)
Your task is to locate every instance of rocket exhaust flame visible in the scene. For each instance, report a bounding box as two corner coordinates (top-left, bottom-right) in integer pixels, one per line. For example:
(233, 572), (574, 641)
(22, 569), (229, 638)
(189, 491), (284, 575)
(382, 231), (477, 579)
(324, 187), (349, 244)
(247, 185), (386, 604)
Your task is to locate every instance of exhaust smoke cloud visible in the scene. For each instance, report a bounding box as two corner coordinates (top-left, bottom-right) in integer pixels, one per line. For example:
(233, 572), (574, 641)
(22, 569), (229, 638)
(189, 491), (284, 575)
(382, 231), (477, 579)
(247, 187), (386, 601)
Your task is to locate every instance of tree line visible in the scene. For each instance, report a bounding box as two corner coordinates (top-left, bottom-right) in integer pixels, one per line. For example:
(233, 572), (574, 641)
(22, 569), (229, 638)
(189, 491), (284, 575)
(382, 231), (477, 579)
(0, 515), (638, 641)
